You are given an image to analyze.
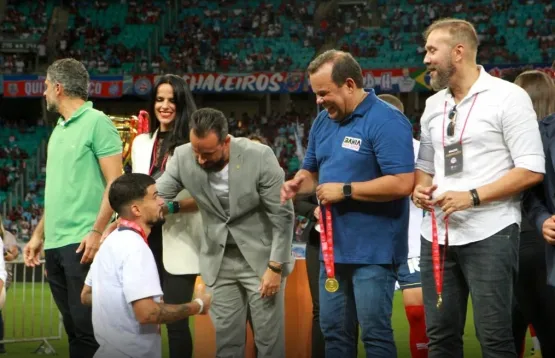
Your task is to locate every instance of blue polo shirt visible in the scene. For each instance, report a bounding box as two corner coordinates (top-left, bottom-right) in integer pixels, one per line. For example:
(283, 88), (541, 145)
(303, 90), (414, 265)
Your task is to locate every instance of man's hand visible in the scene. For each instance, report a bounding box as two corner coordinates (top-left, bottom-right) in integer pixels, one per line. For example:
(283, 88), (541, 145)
(316, 183), (344, 205)
(76, 231), (101, 264)
(313, 206), (321, 221)
(101, 220), (118, 244)
(432, 191), (473, 216)
(192, 284), (212, 315)
(412, 184), (437, 211)
(281, 176), (304, 204)
(542, 216), (555, 245)
(23, 236), (43, 267)
(259, 265), (282, 298)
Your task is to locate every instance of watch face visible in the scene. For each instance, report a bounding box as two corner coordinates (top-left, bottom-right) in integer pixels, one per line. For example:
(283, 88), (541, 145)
(343, 184), (352, 196)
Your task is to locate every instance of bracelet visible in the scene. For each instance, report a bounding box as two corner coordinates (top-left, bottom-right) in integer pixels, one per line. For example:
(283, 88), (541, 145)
(194, 298), (204, 314)
(90, 229), (102, 236)
(267, 263), (283, 274)
(167, 201), (175, 214)
(470, 189), (480, 207)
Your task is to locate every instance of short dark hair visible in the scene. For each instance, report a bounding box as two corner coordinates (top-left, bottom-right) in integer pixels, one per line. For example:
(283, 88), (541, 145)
(189, 108), (228, 142)
(108, 173), (156, 216)
(148, 74), (197, 154)
(307, 50), (364, 88)
(46, 58), (90, 101)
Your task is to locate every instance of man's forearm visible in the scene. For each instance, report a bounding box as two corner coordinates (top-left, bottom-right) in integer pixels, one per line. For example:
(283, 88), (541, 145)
(477, 168), (543, 205)
(144, 301), (200, 324)
(415, 169), (434, 188)
(32, 215), (45, 241)
(178, 198), (198, 213)
(295, 169), (318, 195)
(351, 173), (414, 202)
(92, 186), (115, 232)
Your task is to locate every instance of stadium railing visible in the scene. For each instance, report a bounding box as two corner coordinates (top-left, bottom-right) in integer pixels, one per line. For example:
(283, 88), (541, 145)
(1, 259), (63, 355)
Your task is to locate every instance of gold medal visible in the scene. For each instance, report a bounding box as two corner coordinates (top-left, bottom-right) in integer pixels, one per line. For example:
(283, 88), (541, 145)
(436, 294), (443, 309)
(325, 278), (339, 292)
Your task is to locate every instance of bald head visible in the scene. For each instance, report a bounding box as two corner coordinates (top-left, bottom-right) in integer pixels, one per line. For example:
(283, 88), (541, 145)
(378, 94), (404, 113)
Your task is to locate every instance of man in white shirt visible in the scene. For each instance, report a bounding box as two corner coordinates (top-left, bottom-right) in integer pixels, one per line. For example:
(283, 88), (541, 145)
(412, 18), (545, 358)
(81, 173), (212, 358)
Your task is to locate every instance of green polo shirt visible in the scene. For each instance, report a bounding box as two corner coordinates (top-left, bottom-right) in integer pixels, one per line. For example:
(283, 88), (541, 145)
(44, 101), (122, 250)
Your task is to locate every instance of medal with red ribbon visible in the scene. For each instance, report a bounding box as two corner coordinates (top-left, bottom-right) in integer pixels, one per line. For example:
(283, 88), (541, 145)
(318, 203), (339, 293)
(118, 219), (148, 244)
(431, 209), (448, 308)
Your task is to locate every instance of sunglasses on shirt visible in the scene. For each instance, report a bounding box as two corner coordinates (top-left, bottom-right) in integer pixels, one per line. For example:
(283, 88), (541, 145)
(447, 105), (457, 137)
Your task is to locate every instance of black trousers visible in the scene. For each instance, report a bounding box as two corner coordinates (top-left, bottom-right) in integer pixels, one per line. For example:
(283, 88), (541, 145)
(148, 224), (197, 358)
(45, 243), (98, 358)
(513, 230), (555, 357)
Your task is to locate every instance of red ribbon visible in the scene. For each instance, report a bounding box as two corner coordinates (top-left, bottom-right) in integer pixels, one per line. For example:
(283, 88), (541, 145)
(431, 209), (448, 308)
(118, 219), (148, 244)
(318, 204), (335, 279)
(148, 137), (169, 176)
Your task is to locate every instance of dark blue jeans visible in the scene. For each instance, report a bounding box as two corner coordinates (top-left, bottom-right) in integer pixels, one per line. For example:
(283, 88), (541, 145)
(319, 263), (397, 357)
(420, 223), (519, 358)
(45, 243), (98, 358)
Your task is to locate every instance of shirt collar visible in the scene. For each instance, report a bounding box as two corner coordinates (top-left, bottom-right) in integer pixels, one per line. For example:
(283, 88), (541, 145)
(57, 101), (93, 127)
(334, 89), (378, 124)
(444, 65), (492, 103)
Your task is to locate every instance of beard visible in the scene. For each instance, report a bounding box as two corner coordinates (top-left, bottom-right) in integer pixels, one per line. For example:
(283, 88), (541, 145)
(147, 216), (166, 228)
(196, 157), (227, 172)
(46, 99), (59, 113)
(429, 57), (456, 91)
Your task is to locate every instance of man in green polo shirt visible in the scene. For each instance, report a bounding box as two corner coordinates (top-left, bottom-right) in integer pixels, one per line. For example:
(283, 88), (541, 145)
(23, 58), (122, 358)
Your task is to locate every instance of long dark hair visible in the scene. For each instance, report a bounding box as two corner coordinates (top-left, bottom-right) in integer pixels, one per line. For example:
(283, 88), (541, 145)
(148, 74), (197, 154)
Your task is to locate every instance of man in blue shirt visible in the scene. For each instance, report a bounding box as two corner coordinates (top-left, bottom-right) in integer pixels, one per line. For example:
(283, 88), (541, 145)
(281, 50), (415, 357)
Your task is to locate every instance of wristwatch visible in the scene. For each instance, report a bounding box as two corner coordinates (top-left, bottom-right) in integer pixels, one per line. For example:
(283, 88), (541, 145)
(343, 183), (352, 198)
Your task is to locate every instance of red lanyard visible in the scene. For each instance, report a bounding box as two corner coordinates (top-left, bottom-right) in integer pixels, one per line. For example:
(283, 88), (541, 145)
(431, 209), (448, 308)
(118, 219), (148, 244)
(318, 204), (338, 291)
(441, 93), (478, 147)
(148, 137), (169, 176)
(434, 93), (478, 308)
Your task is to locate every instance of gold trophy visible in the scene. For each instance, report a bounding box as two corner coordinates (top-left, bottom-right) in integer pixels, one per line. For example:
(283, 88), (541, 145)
(110, 115), (139, 172)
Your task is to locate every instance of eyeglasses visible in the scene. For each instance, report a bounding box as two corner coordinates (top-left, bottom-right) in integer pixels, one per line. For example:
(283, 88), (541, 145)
(447, 105), (458, 137)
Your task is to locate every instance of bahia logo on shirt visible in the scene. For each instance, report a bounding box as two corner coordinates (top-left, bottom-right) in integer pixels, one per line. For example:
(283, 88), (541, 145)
(342, 136), (362, 151)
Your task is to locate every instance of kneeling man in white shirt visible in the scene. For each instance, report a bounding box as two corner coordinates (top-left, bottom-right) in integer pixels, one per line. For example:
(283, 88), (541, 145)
(81, 173), (212, 358)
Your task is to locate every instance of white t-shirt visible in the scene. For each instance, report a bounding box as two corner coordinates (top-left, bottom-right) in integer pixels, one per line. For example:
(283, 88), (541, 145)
(408, 139), (423, 258)
(85, 229), (163, 358)
(208, 164), (230, 216)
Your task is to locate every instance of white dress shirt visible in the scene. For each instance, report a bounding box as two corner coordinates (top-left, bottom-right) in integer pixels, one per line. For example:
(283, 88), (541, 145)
(416, 66), (545, 246)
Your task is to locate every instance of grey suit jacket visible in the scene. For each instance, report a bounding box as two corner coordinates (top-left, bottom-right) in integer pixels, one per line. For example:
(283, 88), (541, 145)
(156, 137), (295, 286)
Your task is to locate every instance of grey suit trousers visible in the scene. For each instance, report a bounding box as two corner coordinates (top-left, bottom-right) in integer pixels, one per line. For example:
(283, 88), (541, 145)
(208, 245), (286, 358)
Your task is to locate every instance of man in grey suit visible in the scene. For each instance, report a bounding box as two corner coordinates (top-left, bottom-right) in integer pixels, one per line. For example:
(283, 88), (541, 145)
(156, 107), (295, 357)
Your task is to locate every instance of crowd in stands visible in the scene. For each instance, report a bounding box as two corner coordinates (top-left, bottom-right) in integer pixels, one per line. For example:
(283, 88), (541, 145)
(227, 108), (310, 179)
(2, 0), (553, 75)
(2, 180), (45, 243)
(0, 117), (48, 244)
